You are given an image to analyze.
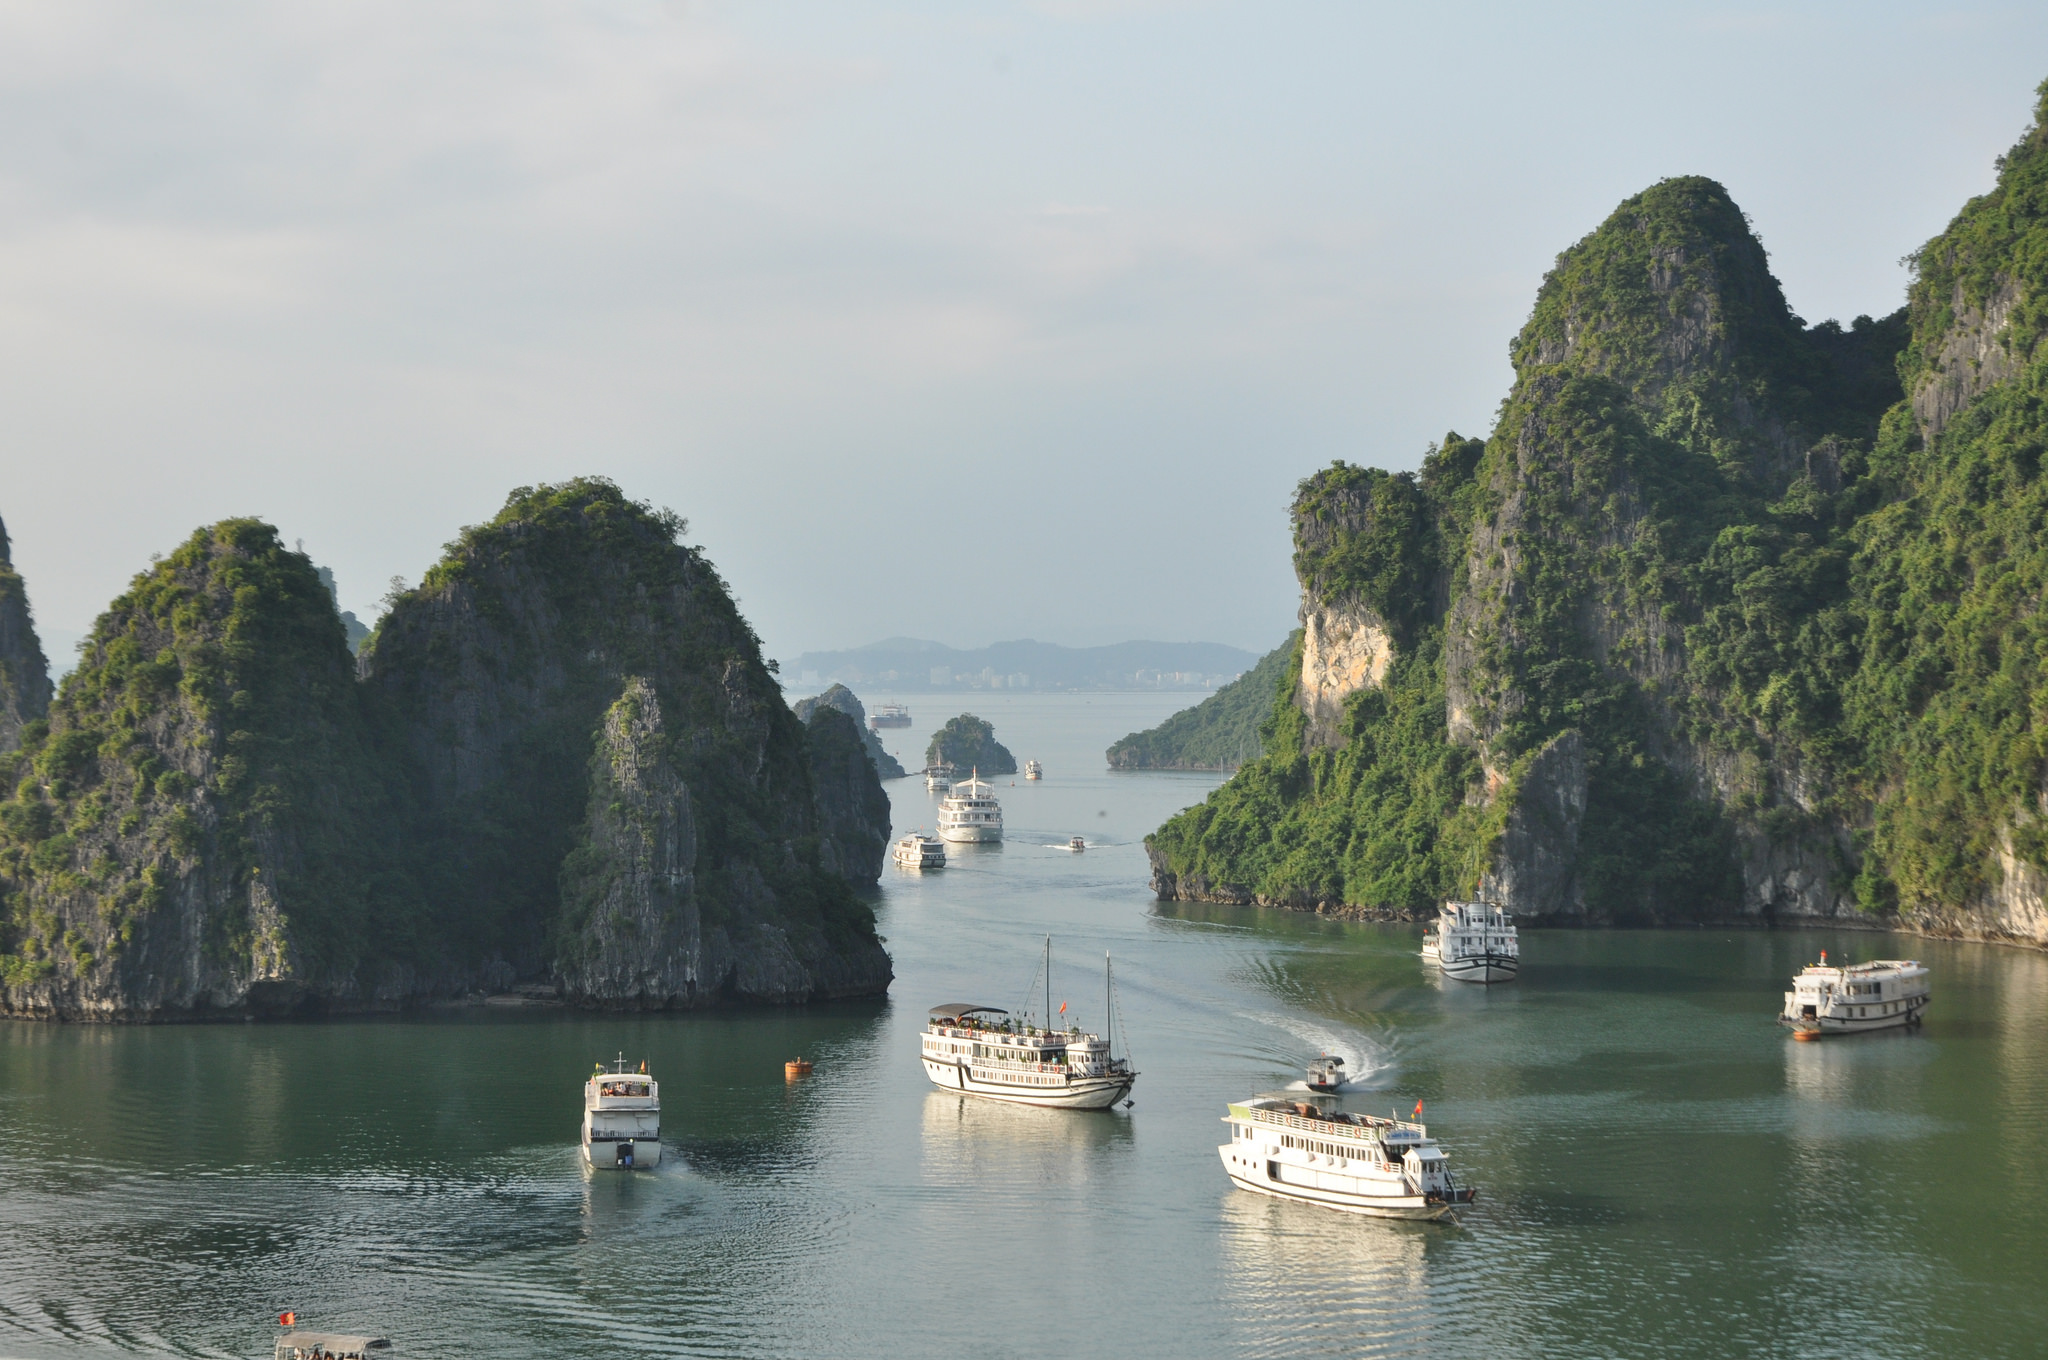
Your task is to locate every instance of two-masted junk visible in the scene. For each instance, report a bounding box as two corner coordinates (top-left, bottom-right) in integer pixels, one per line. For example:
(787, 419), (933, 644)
(582, 1056), (661, 1168)
(920, 939), (1136, 1109)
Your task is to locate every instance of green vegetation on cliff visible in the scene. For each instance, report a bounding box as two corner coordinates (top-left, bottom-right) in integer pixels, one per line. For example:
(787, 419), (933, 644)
(0, 521), (409, 1003)
(1106, 636), (1295, 771)
(1149, 83), (2048, 930)
(0, 516), (53, 754)
(926, 713), (1016, 775)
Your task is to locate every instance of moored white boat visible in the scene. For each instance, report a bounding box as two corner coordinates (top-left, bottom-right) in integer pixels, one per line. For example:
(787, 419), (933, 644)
(1780, 954), (1929, 1037)
(937, 771), (1003, 842)
(892, 832), (947, 870)
(919, 940), (1136, 1109)
(924, 764), (956, 792)
(1218, 1096), (1474, 1219)
(582, 1055), (661, 1168)
(1421, 901), (1519, 984)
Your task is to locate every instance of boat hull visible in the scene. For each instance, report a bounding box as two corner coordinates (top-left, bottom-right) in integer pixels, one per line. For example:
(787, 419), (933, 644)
(922, 1058), (1133, 1109)
(1434, 952), (1518, 984)
(582, 1137), (662, 1169)
(1781, 996), (1928, 1037)
(1217, 1145), (1459, 1220)
(937, 824), (1003, 843)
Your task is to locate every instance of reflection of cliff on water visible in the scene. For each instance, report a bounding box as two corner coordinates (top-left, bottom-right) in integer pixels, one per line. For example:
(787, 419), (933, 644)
(1218, 1190), (1442, 1358)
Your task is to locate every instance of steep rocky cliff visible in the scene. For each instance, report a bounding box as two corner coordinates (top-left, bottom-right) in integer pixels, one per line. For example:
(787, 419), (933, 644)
(0, 480), (893, 1018)
(1151, 81), (2048, 947)
(0, 517), (53, 753)
(364, 479), (890, 1004)
(794, 683), (908, 779)
(0, 521), (415, 1017)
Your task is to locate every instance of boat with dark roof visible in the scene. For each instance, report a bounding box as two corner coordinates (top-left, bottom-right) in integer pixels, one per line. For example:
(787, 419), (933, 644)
(919, 940), (1135, 1109)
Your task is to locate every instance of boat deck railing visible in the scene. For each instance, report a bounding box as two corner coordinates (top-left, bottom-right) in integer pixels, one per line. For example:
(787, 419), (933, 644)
(1238, 1105), (1427, 1142)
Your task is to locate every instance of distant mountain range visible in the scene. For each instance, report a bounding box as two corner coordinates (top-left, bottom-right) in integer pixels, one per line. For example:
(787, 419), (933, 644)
(785, 637), (1261, 692)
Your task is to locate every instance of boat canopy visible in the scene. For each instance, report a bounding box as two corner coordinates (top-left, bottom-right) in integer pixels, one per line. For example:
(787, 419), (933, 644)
(929, 1003), (1007, 1020)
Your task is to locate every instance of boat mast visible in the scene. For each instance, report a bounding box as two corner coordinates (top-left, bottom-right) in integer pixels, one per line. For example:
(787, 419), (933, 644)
(1043, 934), (1051, 1031)
(1105, 953), (1113, 1059)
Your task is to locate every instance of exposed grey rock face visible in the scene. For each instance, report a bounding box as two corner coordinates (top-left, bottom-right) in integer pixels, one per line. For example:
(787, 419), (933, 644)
(801, 706), (891, 886)
(794, 683), (907, 779)
(1476, 731), (1587, 920)
(554, 676), (891, 1009)
(0, 517), (52, 754)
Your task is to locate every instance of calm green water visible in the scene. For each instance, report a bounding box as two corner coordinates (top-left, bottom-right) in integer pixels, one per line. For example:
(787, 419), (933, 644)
(2, 693), (2044, 1359)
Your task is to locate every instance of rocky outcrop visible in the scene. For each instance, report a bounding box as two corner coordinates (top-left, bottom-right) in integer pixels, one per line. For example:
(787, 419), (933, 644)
(1912, 276), (2025, 443)
(0, 521), (421, 1019)
(0, 516), (52, 754)
(801, 705), (891, 886)
(554, 677), (890, 1008)
(1108, 634), (1295, 771)
(0, 480), (895, 1019)
(794, 683), (907, 779)
(926, 713), (1017, 775)
(362, 479), (891, 1001)
(1296, 604), (1393, 749)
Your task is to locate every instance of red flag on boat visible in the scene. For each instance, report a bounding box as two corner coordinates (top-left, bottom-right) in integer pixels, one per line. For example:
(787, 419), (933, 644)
(279, 1312), (296, 1327)
(1413, 1099), (1423, 1119)
(1059, 1001), (1067, 1015)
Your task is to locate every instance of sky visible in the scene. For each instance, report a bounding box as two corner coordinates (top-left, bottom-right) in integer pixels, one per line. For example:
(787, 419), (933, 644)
(3, 2), (2046, 669)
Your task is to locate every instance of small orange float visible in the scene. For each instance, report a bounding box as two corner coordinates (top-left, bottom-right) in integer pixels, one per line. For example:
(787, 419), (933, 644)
(785, 1057), (814, 1079)
(1791, 1029), (1821, 1042)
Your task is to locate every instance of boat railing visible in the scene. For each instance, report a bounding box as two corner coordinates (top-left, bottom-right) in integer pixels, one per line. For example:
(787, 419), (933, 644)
(1243, 1107), (1426, 1141)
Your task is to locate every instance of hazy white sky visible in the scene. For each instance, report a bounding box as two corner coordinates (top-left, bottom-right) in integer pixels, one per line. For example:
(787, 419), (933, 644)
(3, 2), (2045, 665)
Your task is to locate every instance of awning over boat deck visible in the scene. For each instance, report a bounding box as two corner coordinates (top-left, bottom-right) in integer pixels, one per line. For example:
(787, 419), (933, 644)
(929, 1003), (1008, 1020)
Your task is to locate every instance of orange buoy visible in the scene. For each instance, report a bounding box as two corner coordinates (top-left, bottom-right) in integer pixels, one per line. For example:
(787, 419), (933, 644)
(785, 1057), (814, 1079)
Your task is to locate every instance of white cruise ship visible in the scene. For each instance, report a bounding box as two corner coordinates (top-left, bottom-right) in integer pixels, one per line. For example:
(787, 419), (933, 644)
(924, 764), (956, 792)
(892, 832), (946, 870)
(582, 1056), (661, 1168)
(1218, 1097), (1475, 1219)
(1024, 759), (1043, 780)
(1780, 954), (1930, 1038)
(919, 942), (1135, 1109)
(1420, 900), (1519, 984)
(936, 772), (1003, 842)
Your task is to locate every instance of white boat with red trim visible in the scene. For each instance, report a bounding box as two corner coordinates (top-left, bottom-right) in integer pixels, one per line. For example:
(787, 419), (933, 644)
(1218, 1095), (1475, 1219)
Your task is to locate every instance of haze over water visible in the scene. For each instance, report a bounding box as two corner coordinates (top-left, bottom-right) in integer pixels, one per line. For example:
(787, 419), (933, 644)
(1, 692), (2041, 1359)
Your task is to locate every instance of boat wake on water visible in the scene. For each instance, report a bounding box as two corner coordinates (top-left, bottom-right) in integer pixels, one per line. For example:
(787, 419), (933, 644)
(1236, 1011), (1397, 1092)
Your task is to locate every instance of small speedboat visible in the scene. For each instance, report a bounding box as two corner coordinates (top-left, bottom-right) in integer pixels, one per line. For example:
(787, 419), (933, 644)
(1068, 836), (1086, 852)
(1306, 1054), (1345, 1092)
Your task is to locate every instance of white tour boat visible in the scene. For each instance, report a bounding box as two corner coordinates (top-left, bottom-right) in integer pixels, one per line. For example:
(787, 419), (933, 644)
(1421, 900), (1519, 984)
(892, 832), (947, 871)
(919, 942), (1136, 1109)
(1024, 759), (1043, 780)
(936, 771), (1003, 843)
(1780, 953), (1930, 1038)
(275, 1329), (391, 1359)
(582, 1055), (661, 1169)
(1218, 1096), (1475, 1219)
(924, 764), (956, 792)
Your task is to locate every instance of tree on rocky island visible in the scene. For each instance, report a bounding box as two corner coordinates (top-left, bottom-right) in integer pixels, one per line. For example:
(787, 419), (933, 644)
(926, 713), (1016, 776)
